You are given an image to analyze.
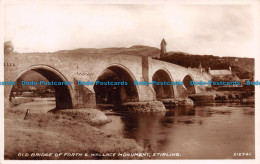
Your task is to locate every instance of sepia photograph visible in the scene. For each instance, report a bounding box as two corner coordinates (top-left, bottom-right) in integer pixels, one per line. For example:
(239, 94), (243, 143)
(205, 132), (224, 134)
(0, 0), (259, 163)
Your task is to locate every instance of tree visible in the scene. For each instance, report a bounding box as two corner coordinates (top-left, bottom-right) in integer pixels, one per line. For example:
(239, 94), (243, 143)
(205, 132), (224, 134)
(4, 41), (14, 54)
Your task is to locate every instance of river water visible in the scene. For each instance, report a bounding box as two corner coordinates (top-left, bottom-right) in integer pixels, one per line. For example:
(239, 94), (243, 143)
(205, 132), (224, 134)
(99, 104), (255, 159)
(11, 98), (255, 159)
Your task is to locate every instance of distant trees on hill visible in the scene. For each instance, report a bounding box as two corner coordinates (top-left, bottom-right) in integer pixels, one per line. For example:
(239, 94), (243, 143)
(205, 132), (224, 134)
(159, 52), (254, 80)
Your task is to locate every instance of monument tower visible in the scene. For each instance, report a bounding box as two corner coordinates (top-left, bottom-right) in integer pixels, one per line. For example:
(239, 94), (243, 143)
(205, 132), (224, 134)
(160, 38), (167, 58)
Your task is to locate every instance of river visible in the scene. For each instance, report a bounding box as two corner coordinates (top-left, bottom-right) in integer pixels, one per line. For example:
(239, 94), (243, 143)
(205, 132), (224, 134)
(10, 97), (255, 159)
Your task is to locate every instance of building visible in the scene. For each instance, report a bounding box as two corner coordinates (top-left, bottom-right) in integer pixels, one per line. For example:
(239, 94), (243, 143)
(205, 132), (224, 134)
(208, 66), (232, 76)
(208, 67), (241, 88)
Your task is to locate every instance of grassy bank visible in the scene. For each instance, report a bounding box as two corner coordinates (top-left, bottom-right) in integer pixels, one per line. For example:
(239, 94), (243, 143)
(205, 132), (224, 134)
(4, 109), (143, 160)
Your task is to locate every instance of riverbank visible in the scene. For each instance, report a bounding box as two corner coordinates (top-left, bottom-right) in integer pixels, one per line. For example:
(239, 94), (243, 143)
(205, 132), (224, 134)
(4, 108), (143, 160)
(4, 96), (255, 160)
(188, 90), (254, 105)
(9, 97), (34, 106)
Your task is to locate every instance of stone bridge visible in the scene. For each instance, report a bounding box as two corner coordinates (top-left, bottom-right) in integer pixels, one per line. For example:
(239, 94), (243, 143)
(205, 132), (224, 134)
(4, 52), (207, 109)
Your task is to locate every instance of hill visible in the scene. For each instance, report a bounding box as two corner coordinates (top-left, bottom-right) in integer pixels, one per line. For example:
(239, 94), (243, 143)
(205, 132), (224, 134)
(158, 51), (254, 79)
(56, 45), (160, 57)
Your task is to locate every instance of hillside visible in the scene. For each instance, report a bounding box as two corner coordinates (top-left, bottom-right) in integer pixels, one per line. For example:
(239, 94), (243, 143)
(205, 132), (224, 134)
(159, 51), (254, 79)
(56, 45), (160, 57)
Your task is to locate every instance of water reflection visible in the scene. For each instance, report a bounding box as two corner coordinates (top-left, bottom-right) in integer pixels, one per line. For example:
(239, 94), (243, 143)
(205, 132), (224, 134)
(101, 104), (255, 159)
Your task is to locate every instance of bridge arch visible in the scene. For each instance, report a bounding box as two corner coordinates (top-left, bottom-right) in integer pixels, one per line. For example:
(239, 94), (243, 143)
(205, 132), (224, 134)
(94, 63), (139, 104)
(183, 74), (196, 95)
(9, 65), (73, 109)
(152, 68), (174, 99)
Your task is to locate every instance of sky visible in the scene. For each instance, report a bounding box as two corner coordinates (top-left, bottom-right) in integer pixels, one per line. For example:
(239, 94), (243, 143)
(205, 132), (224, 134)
(4, 3), (259, 57)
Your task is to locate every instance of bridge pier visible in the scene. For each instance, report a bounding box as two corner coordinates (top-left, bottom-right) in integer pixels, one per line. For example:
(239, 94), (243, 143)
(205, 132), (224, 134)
(73, 79), (96, 108)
